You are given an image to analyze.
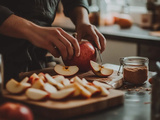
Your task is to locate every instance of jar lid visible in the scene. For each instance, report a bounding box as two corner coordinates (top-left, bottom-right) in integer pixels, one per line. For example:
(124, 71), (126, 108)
(121, 56), (149, 66)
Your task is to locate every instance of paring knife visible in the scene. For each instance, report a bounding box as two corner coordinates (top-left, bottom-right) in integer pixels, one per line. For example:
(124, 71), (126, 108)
(97, 49), (103, 65)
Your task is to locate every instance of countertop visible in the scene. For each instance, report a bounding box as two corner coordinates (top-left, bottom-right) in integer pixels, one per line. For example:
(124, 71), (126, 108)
(52, 13), (160, 46)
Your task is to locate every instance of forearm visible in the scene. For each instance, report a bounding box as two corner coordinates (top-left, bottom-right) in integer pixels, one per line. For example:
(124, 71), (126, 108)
(0, 14), (38, 40)
(68, 7), (90, 29)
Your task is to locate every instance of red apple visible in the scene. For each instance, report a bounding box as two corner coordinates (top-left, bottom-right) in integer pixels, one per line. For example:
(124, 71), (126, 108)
(0, 102), (33, 120)
(64, 40), (96, 72)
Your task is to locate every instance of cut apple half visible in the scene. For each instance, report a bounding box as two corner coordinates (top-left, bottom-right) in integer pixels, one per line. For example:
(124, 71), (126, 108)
(6, 79), (31, 94)
(90, 60), (113, 77)
(54, 64), (79, 76)
(50, 87), (75, 100)
(26, 88), (49, 101)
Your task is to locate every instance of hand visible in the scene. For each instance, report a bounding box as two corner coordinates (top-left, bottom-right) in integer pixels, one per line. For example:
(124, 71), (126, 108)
(76, 23), (106, 53)
(27, 26), (80, 60)
(0, 15), (80, 60)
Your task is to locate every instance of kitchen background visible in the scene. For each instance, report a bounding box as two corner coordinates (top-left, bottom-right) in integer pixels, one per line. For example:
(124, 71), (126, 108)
(54, 0), (160, 71)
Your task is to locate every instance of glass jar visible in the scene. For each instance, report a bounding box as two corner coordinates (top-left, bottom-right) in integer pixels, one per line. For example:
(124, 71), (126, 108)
(118, 56), (149, 85)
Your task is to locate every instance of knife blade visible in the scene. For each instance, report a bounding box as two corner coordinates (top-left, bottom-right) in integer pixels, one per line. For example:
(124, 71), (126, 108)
(97, 49), (103, 65)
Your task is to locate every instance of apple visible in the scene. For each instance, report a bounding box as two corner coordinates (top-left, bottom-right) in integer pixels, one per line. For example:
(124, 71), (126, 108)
(50, 88), (75, 100)
(90, 60), (113, 77)
(6, 79), (31, 94)
(54, 64), (79, 77)
(63, 40), (96, 72)
(0, 102), (33, 120)
(25, 88), (49, 101)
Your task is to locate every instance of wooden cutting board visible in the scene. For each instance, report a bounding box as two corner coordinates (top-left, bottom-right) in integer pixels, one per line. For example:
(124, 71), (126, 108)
(3, 66), (124, 119)
(2, 89), (124, 120)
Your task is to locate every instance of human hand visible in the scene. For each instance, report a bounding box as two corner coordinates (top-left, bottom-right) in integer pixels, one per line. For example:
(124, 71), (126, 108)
(76, 23), (106, 53)
(0, 15), (80, 60)
(27, 26), (80, 60)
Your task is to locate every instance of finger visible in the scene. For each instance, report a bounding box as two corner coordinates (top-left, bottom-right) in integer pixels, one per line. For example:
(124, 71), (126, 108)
(90, 26), (101, 50)
(58, 34), (74, 60)
(52, 38), (68, 60)
(94, 28), (107, 52)
(45, 43), (60, 58)
(58, 29), (80, 57)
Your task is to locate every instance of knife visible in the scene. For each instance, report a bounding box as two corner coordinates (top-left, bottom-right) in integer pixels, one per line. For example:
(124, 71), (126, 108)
(97, 49), (103, 65)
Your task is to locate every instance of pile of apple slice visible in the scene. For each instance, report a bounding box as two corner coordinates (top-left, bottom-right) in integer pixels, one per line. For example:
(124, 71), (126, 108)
(5, 73), (112, 101)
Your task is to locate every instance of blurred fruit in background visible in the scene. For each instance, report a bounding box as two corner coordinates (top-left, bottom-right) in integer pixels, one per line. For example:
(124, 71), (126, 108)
(0, 102), (33, 120)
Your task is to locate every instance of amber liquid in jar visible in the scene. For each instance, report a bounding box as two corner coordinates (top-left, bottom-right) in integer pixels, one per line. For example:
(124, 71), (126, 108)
(121, 56), (149, 85)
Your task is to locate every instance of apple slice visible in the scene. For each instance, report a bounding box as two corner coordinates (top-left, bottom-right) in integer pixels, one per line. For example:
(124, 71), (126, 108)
(29, 73), (39, 84)
(26, 88), (49, 101)
(20, 77), (29, 83)
(38, 72), (46, 82)
(31, 78), (45, 89)
(62, 83), (81, 97)
(45, 73), (57, 85)
(50, 88), (75, 100)
(73, 76), (99, 95)
(62, 78), (70, 86)
(43, 83), (57, 93)
(93, 81), (112, 89)
(90, 60), (113, 77)
(45, 73), (64, 90)
(98, 86), (110, 96)
(54, 64), (79, 76)
(74, 82), (92, 98)
(6, 79), (31, 94)
(52, 75), (65, 83)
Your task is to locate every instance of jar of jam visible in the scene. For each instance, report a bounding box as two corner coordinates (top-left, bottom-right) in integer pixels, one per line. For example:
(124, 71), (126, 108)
(118, 56), (149, 85)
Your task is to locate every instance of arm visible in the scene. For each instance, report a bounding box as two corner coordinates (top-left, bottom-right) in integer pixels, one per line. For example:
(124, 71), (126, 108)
(61, 0), (106, 52)
(0, 6), (80, 60)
